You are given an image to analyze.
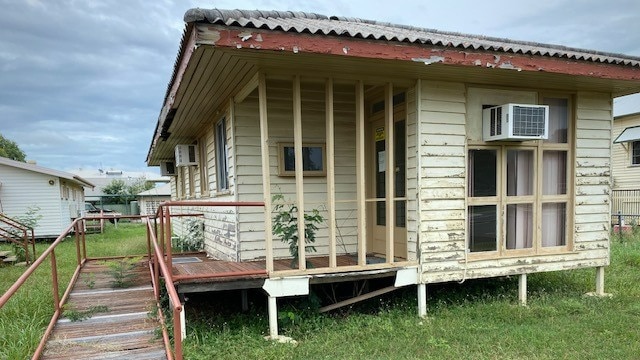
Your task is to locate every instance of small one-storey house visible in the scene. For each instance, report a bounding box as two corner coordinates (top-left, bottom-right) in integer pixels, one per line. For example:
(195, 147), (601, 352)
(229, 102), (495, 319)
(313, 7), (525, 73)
(0, 157), (94, 238)
(137, 182), (171, 216)
(146, 8), (640, 336)
(611, 112), (640, 216)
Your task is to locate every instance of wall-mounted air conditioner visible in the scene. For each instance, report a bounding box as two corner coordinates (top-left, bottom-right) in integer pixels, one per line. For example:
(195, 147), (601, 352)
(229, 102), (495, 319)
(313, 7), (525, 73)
(482, 103), (549, 141)
(160, 161), (177, 176)
(175, 144), (198, 166)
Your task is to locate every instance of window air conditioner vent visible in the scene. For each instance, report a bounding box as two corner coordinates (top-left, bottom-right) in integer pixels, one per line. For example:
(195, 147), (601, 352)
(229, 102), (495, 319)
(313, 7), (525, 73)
(175, 144), (198, 166)
(160, 161), (177, 176)
(483, 103), (549, 141)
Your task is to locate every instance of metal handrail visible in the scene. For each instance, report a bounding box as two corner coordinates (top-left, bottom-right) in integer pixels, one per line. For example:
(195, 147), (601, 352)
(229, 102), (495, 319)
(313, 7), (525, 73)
(0, 218), (86, 359)
(0, 213), (36, 264)
(146, 219), (182, 360)
(146, 200), (266, 360)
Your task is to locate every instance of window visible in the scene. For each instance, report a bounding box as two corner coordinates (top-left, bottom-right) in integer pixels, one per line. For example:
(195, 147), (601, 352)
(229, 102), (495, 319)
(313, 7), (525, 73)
(198, 137), (209, 195)
(632, 141), (640, 165)
(277, 142), (326, 176)
(215, 118), (229, 190)
(468, 96), (571, 254)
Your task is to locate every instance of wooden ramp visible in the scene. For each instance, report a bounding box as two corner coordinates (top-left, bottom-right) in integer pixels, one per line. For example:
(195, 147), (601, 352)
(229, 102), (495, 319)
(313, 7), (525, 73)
(42, 259), (167, 359)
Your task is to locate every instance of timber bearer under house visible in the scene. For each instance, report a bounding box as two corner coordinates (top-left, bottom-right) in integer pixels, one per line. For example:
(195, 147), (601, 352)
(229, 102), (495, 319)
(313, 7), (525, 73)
(146, 7), (640, 339)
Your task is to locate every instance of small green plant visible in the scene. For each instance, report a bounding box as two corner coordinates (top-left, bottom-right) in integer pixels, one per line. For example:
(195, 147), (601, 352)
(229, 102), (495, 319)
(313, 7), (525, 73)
(172, 218), (205, 252)
(63, 304), (109, 322)
(272, 193), (324, 268)
(102, 256), (142, 288)
(83, 273), (96, 289)
(8, 206), (42, 262)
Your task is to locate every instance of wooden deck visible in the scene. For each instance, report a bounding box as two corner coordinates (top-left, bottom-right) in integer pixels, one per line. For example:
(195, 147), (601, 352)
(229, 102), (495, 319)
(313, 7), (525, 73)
(42, 259), (167, 359)
(172, 254), (401, 293)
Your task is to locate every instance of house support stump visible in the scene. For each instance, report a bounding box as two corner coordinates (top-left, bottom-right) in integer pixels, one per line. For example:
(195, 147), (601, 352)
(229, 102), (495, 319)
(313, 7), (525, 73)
(595, 266), (605, 296)
(518, 273), (527, 306)
(267, 296), (278, 338)
(417, 283), (427, 317)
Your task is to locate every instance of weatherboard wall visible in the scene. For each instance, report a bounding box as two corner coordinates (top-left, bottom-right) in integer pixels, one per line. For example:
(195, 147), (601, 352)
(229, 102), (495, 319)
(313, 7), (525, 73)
(417, 81), (612, 284)
(0, 164), (81, 237)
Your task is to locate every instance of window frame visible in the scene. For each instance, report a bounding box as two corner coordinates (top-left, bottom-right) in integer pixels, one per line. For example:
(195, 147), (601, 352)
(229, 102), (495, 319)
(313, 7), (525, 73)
(631, 141), (640, 166)
(467, 93), (573, 258)
(277, 142), (327, 177)
(198, 136), (209, 196)
(215, 117), (229, 191)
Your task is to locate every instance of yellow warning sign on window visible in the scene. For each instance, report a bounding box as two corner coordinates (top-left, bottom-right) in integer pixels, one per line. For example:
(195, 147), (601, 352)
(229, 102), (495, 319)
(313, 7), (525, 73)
(375, 127), (385, 141)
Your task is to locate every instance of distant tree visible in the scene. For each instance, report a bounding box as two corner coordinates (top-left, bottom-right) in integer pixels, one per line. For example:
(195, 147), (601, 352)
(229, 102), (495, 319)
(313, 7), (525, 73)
(102, 177), (154, 204)
(0, 133), (27, 162)
(127, 177), (154, 195)
(102, 179), (128, 204)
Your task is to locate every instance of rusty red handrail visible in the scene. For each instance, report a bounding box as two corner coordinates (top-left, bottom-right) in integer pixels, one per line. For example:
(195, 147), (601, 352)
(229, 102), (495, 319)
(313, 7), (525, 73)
(0, 213), (36, 264)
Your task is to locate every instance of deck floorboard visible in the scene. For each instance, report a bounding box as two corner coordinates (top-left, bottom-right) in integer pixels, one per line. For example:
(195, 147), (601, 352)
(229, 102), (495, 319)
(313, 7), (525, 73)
(42, 259), (167, 360)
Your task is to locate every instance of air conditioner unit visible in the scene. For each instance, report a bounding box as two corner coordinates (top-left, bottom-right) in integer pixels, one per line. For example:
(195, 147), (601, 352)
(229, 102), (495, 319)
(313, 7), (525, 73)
(482, 103), (549, 141)
(175, 144), (198, 166)
(160, 161), (177, 176)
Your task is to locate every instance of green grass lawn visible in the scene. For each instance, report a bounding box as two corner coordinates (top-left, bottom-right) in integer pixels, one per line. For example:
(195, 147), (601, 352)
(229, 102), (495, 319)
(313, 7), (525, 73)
(2, 224), (640, 359)
(181, 235), (640, 360)
(0, 222), (149, 359)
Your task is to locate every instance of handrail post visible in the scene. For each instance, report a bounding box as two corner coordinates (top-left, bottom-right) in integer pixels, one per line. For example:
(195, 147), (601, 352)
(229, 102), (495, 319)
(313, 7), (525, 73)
(50, 250), (60, 312)
(74, 222), (81, 266)
(22, 228), (30, 264)
(159, 207), (165, 259)
(174, 307), (183, 360)
(81, 223), (87, 261)
(165, 207), (173, 272)
(30, 228), (36, 264)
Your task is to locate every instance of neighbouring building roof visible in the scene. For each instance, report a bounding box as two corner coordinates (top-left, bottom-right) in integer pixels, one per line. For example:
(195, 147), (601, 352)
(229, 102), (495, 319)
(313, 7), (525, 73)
(137, 183), (171, 197)
(184, 8), (640, 68)
(0, 157), (94, 188)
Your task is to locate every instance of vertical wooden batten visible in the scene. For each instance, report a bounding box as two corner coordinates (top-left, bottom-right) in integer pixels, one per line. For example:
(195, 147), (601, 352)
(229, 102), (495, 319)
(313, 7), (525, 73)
(326, 78), (337, 268)
(293, 75), (306, 270)
(356, 80), (367, 265)
(258, 73), (274, 272)
(385, 82), (395, 263)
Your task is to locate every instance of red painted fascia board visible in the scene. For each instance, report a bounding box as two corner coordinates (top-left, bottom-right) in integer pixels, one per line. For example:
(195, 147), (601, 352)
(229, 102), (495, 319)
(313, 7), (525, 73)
(199, 26), (640, 82)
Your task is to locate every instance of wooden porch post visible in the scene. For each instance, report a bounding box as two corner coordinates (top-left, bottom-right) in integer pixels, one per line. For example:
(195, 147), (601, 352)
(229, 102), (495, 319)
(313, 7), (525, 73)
(258, 73), (274, 272)
(326, 78), (337, 268)
(293, 75), (306, 270)
(385, 82), (395, 263)
(356, 80), (367, 266)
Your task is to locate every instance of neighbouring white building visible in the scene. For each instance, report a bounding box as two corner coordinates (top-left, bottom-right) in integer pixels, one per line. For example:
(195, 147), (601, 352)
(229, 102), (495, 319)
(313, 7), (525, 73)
(0, 157), (94, 238)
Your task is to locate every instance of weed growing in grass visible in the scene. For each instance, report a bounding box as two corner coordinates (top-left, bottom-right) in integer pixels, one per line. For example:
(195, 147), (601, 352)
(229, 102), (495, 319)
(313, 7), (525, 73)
(102, 256), (142, 288)
(63, 304), (109, 322)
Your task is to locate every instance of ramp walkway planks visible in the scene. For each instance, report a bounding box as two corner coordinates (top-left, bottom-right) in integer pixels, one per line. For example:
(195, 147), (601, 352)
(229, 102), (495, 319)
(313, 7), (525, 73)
(41, 259), (167, 359)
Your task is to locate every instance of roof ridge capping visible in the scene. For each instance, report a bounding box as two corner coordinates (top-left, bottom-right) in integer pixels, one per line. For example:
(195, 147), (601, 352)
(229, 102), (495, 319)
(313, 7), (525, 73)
(183, 7), (640, 66)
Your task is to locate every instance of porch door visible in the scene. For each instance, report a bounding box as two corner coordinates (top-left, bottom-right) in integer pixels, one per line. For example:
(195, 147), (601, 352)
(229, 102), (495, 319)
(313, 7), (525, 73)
(367, 103), (407, 259)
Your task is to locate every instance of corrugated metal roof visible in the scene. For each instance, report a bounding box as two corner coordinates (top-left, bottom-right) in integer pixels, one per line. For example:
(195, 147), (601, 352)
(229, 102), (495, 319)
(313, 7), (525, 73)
(0, 157), (94, 188)
(184, 8), (640, 68)
(614, 126), (640, 143)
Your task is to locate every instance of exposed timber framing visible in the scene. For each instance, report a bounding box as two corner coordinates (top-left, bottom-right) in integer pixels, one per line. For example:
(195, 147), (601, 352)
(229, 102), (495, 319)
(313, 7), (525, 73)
(234, 72), (259, 103)
(293, 75), (306, 270)
(385, 82), (395, 262)
(356, 80), (367, 266)
(319, 285), (399, 313)
(258, 73), (274, 272)
(326, 77), (337, 268)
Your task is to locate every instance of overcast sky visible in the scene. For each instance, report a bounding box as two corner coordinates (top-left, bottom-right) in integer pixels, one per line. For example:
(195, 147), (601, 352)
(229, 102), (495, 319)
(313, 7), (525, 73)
(1, 0), (639, 174)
